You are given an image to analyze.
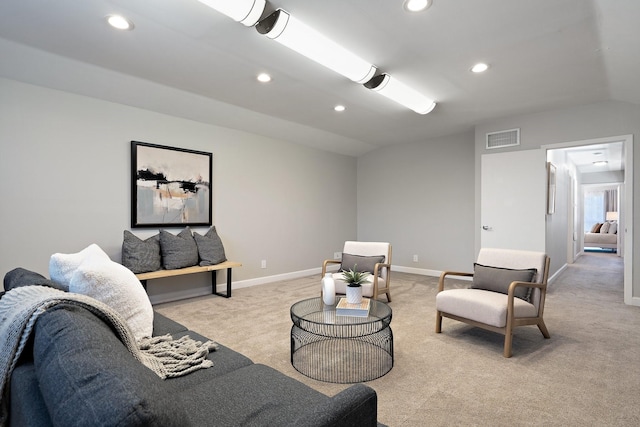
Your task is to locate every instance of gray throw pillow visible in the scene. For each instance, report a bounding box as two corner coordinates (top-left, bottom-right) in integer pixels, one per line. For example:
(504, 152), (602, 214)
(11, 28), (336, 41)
(471, 263), (537, 302)
(194, 226), (227, 266)
(340, 253), (385, 275)
(160, 228), (199, 270)
(3, 268), (66, 292)
(121, 230), (161, 273)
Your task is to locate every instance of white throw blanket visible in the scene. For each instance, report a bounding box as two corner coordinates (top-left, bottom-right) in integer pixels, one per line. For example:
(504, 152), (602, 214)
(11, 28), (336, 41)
(0, 285), (217, 427)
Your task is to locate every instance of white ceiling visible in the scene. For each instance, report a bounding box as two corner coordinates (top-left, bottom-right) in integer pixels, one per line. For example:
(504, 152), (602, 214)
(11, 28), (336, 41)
(0, 0), (639, 162)
(564, 141), (625, 174)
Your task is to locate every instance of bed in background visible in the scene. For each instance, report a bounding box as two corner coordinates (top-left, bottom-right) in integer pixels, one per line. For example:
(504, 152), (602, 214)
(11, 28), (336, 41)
(584, 221), (618, 252)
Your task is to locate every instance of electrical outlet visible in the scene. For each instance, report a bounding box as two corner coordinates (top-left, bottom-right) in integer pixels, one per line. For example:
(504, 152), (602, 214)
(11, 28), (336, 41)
(261, 260), (267, 268)
(413, 254), (418, 262)
(334, 252), (342, 259)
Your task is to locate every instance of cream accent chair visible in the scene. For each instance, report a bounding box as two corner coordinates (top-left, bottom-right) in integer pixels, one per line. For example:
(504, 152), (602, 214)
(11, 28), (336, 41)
(436, 248), (550, 357)
(322, 241), (392, 302)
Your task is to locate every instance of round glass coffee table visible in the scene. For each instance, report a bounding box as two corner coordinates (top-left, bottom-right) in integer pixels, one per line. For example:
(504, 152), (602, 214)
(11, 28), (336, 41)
(290, 297), (393, 383)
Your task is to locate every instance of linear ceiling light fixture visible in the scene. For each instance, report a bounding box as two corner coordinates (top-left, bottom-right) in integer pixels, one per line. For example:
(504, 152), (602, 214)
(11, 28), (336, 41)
(197, 0), (266, 26)
(208, 2), (436, 114)
(256, 9), (376, 84)
(365, 74), (436, 114)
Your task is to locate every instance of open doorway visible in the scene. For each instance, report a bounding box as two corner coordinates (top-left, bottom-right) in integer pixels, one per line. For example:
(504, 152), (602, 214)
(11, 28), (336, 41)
(582, 184), (620, 255)
(544, 135), (634, 306)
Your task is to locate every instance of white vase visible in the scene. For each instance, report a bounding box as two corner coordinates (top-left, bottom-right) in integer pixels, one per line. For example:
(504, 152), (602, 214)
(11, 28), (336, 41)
(322, 273), (336, 305)
(346, 285), (362, 304)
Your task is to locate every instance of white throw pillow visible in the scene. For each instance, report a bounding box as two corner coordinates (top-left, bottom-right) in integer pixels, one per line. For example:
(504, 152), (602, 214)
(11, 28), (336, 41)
(600, 222), (610, 233)
(49, 244), (111, 291)
(608, 222), (618, 234)
(69, 257), (154, 341)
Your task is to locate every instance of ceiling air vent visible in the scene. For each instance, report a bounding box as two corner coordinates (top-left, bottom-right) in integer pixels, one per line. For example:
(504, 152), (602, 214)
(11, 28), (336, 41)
(486, 128), (520, 149)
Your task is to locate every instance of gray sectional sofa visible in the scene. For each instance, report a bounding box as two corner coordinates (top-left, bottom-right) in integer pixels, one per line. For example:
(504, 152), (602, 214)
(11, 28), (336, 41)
(2, 269), (379, 426)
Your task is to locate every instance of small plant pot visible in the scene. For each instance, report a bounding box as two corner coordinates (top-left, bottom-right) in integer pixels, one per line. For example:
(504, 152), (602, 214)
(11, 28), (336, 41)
(346, 285), (363, 304)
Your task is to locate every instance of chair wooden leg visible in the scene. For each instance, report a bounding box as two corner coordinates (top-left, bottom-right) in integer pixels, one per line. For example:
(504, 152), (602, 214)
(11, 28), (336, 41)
(435, 311), (442, 333)
(385, 290), (392, 303)
(537, 319), (550, 338)
(503, 333), (513, 358)
(504, 316), (514, 357)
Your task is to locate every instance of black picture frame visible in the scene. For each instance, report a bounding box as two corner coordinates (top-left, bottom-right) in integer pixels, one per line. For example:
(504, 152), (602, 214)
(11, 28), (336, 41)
(131, 141), (212, 228)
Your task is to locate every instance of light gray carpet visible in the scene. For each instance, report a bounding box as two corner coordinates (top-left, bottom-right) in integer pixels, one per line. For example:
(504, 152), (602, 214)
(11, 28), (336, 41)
(155, 253), (640, 426)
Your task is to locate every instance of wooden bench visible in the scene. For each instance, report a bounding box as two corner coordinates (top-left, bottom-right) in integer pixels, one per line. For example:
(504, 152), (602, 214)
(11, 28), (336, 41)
(135, 261), (242, 298)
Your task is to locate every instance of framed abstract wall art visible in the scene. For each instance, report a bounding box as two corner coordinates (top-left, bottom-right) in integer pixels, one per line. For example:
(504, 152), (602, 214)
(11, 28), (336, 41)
(131, 141), (212, 228)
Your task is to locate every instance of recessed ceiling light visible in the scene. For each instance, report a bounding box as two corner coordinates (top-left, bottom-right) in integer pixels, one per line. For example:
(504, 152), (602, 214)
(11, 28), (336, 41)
(403, 0), (432, 12)
(334, 105), (346, 112)
(106, 14), (134, 30)
(257, 73), (272, 83)
(593, 161), (608, 166)
(471, 63), (489, 73)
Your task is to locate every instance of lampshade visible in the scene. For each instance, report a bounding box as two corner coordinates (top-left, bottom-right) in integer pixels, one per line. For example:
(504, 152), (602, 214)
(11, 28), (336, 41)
(256, 9), (377, 84)
(364, 73), (436, 114)
(197, 0), (266, 26)
(606, 211), (618, 221)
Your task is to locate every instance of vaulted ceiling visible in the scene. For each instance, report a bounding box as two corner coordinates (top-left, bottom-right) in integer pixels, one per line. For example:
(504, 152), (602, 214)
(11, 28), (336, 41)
(1, 0), (639, 158)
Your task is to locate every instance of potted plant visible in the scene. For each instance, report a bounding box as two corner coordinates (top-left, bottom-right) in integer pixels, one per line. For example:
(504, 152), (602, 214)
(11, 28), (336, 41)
(342, 265), (369, 304)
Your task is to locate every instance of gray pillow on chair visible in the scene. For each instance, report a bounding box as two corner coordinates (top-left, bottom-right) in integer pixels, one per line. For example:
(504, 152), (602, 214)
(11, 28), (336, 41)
(340, 253), (385, 275)
(160, 228), (199, 270)
(471, 263), (537, 302)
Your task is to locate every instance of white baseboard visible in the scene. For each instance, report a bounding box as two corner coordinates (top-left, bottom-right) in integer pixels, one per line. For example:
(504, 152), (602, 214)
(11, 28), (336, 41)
(391, 265), (441, 277)
(149, 267), (324, 305)
(150, 264), (472, 305)
(392, 265), (473, 281)
(626, 296), (640, 307)
(230, 267), (322, 290)
(547, 262), (568, 285)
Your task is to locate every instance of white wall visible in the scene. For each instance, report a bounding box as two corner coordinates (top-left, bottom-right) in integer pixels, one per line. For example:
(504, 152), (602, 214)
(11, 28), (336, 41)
(0, 78), (357, 301)
(475, 100), (640, 298)
(581, 170), (624, 185)
(546, 150), (571, 274)
(3, 81), (639, 301)
(357, 132), (476, 273)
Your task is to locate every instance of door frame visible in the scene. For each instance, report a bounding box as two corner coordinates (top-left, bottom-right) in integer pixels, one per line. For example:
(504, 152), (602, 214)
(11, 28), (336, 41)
(543, 134), (635, 306)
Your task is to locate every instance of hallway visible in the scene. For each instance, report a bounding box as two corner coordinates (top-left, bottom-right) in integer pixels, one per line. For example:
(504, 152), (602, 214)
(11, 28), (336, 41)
(551, 251), (625, 305)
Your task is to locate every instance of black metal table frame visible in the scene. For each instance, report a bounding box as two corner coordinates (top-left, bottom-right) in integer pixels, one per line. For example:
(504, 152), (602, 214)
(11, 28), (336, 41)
(290, 297), (393, 384)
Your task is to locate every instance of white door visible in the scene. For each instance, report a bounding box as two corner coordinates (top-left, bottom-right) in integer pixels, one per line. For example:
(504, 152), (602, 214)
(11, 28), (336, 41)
(481, 150), (546, 251)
